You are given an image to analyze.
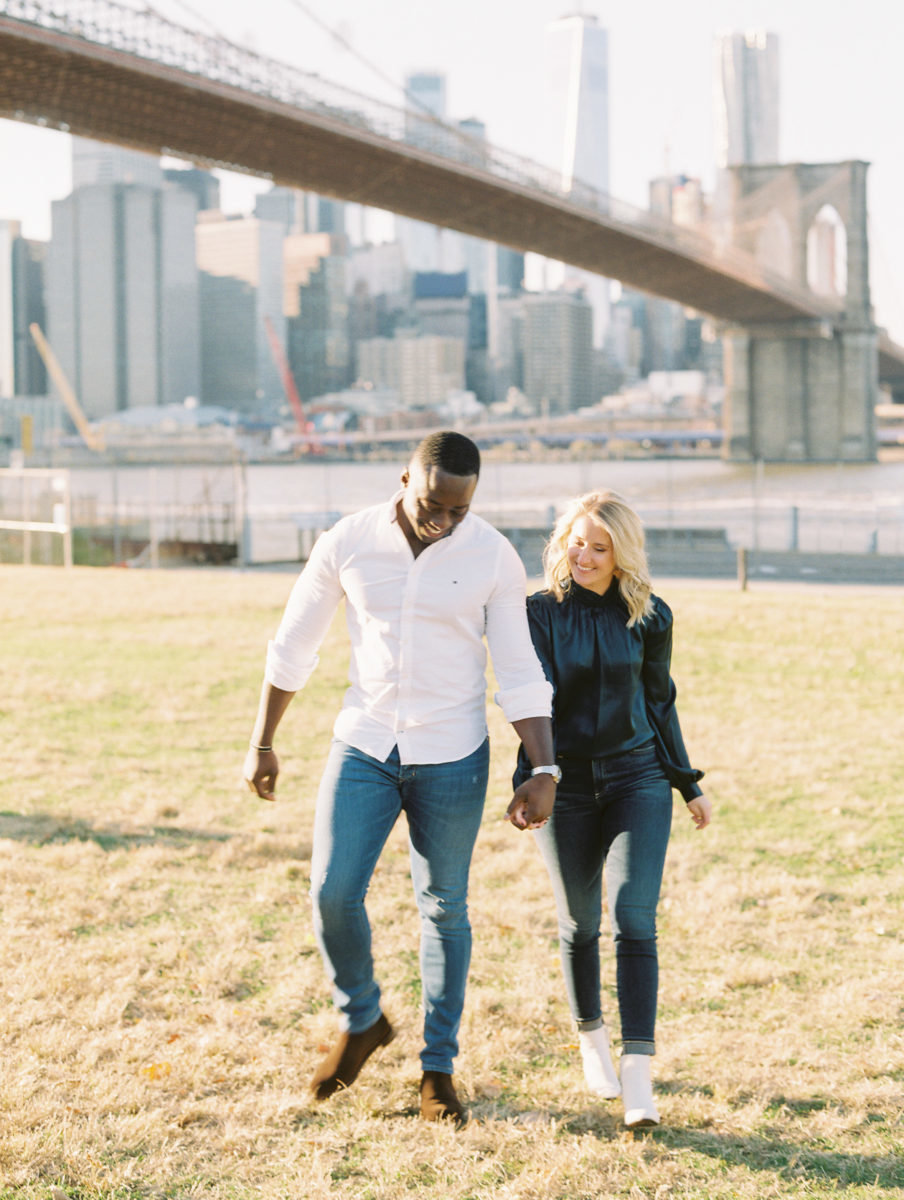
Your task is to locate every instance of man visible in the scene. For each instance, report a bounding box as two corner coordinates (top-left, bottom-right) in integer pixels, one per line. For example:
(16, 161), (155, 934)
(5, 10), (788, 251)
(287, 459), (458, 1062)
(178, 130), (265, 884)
(244, 431), (557, 1123)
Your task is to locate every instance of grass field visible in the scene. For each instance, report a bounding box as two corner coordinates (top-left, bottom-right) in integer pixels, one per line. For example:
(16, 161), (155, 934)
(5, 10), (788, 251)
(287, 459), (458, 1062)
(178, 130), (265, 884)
(2, 564), (903, 1199)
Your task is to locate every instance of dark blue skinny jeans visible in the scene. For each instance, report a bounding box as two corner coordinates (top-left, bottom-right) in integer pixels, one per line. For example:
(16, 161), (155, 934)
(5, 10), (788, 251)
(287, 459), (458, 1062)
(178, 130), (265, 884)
(533, 740), (672, 1055)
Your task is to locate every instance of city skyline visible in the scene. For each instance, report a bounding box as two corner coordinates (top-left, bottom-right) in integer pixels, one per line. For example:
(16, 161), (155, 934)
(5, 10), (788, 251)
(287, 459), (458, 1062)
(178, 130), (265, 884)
(0, 0), (901, 341)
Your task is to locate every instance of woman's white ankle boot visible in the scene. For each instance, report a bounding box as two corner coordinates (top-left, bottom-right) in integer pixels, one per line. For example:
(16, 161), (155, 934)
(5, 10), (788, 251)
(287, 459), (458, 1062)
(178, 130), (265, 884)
(620, 1053), (660, 1127)
(578, 1027), (621, 1098)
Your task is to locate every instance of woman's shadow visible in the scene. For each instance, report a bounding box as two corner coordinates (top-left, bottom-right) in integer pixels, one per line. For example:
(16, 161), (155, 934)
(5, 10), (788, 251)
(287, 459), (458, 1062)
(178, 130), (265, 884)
(562, 1082), (904, 1191)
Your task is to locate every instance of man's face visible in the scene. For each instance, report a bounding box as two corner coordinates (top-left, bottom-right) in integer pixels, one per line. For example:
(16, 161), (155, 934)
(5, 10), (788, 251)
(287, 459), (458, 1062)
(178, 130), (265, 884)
(398, 461), (478, 547)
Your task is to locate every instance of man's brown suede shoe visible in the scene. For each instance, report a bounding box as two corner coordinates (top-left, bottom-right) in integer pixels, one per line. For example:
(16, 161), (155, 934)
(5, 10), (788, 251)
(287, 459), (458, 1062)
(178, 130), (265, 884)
(310, 1013), (395, 1100)
(419, 1070), (466, 1124)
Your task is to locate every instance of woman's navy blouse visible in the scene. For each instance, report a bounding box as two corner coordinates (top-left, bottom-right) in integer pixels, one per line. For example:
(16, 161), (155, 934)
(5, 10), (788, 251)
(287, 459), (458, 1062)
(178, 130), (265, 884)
(518, 578), (704, 802)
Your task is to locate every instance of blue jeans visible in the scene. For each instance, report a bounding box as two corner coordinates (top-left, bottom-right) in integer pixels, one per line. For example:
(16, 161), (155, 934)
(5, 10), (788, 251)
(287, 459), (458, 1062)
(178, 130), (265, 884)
(309, 737), (490, 1075)
(533, 741), (672, 1055)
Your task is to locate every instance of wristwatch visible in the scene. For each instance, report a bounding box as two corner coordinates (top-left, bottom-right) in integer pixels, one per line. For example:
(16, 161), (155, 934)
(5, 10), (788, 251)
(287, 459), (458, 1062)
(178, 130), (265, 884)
(531, 764), (563, 784)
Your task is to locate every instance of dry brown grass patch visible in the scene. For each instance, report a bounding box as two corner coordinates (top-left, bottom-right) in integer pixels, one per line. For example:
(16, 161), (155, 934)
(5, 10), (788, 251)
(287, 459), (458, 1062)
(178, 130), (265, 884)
(2, 567), (903, 1198)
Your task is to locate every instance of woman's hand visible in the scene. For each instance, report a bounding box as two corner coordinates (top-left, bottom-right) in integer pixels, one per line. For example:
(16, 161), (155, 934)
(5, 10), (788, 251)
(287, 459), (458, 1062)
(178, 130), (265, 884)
(686, 794), (712, 830)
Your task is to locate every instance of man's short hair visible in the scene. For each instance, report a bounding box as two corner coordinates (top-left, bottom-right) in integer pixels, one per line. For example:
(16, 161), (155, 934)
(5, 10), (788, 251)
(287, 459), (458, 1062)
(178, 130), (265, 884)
(413, 431), (481, 479)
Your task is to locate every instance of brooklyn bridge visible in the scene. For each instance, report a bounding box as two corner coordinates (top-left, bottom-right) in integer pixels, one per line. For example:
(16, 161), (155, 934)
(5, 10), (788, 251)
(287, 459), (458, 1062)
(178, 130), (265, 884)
(2, 0), (903, 459)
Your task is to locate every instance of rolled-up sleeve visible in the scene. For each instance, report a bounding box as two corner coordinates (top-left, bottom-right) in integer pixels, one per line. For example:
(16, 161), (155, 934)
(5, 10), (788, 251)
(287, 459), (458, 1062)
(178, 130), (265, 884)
(264, 526), (346, 691)
(486, 541), (553, 722)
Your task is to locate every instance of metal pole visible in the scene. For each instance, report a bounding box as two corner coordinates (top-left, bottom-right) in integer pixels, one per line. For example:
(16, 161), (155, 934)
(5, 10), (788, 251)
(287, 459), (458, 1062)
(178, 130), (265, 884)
(233, 455), (247, 569)
(22, 472), (31, 565)
(61, 471), (73, 568)
(112, 466), (121, 564)
(149, 467), (159, 569)
(752, 459), (763, 553)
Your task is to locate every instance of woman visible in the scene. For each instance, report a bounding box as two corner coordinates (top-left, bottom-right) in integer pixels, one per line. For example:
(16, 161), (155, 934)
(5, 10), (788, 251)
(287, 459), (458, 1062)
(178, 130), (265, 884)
(511, 490), (711, 1127)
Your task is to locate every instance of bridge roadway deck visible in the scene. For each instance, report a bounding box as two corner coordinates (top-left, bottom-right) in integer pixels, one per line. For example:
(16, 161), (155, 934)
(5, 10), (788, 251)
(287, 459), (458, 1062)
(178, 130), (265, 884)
(0, 14), (843, 327)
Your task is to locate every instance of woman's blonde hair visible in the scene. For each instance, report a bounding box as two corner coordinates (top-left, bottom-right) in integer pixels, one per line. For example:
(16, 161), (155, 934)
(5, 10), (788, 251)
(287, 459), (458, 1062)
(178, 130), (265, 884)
(542, 490), (653, 626)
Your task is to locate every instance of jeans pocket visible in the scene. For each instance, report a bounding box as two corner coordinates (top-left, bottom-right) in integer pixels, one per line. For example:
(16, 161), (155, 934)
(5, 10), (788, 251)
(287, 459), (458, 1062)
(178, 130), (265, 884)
(598, 743), (668, 793)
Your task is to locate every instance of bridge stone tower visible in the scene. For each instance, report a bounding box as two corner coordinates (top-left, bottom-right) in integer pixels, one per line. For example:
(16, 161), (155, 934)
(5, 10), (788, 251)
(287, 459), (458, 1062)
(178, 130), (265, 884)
(722, 160), (878, 461)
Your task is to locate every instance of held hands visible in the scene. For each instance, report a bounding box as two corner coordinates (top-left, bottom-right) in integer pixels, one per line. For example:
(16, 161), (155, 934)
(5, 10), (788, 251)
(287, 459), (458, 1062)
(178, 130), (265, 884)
(686, 794), (712, 830)
(243, 746), (279, 801)
(506, 775), (556, 831)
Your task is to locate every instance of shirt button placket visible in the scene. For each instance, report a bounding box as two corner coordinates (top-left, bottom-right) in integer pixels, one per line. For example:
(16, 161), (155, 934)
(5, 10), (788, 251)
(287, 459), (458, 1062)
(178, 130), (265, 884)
(395, 563), (419, 758)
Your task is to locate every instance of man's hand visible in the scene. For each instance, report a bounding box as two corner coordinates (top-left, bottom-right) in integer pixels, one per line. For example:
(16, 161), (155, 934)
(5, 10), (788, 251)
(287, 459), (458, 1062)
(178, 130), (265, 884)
(243, 747), (279, 801)
(506, 775), (556, 831)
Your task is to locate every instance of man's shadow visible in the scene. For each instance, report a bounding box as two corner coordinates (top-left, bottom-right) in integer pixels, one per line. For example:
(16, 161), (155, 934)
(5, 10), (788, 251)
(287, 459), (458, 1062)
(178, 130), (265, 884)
(0, 809), (233, 851)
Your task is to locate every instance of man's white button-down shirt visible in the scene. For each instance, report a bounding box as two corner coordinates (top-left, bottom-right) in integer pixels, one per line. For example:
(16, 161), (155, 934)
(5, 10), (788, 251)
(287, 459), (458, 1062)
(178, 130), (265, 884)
(265, 492), (552, 765)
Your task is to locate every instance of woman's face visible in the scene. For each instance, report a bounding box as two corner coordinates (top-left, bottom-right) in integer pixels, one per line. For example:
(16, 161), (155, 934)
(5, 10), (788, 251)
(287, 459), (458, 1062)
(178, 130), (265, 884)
(567, 514), (618, 595)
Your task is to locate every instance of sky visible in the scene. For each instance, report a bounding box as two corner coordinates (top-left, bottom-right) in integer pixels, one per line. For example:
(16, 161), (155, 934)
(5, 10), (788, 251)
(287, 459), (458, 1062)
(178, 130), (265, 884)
(1, 0), (902, 340)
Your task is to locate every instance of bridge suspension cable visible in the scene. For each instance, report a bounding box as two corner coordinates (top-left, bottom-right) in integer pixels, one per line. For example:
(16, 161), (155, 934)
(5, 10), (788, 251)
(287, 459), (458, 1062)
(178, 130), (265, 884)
(278, 0), (399, 100)
(150, 0), (223, 39)
(868, 217), (904, 338)
(277, 0), (453, 122)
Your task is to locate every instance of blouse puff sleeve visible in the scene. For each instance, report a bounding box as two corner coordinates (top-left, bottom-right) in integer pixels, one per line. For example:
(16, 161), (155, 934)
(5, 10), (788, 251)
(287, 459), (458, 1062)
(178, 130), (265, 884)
(524, 594), (557, 698)
(487, 543), (554, 723)
(641, 597), (704, 803)
(508, 593), (557, 790)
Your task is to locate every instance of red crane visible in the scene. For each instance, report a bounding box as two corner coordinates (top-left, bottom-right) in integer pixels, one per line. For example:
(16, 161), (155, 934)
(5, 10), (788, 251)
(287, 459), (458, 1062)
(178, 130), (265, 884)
(263, 315), (322, 454)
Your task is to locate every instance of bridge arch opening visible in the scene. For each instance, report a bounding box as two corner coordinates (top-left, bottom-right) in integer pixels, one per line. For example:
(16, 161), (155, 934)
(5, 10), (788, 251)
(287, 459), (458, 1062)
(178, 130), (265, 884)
(806, 204), (848, 299)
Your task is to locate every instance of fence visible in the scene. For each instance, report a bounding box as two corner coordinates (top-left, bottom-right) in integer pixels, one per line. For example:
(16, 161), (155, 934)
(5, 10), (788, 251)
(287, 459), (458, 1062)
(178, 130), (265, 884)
(2, 461), (902, 583)
(0, 467), (72, 566)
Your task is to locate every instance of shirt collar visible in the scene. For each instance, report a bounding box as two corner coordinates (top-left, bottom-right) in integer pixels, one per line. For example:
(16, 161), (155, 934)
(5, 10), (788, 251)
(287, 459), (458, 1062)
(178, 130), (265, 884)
(386, 487), (473, 541)
(568, 577), (622, 607)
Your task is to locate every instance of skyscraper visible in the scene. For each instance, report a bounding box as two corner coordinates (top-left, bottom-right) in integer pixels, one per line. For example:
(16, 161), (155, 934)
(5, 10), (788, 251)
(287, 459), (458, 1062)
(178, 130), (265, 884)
(0, 219), (47, 398)
(195, 214), (285, 415)
(71, 136), (164, 189)
(164, 166), (221, 213)
(254, 187), (306, 236)
(404, 72), (447, 151)
(283, 233), (350, 401)
(397, 72), (449, 274)
(542, 14), (610, 196)
(523, 291), (594, 414)
(357, 331), (465, 411)
(714, 31), (779, 169)
(397, 74), (485, 283)
(528, 13), (611, 344)
(649, 175), (706, 228)
(0, 221), (15, 398)
(712, 31), (780, 245)
(47, 176), (199, 418)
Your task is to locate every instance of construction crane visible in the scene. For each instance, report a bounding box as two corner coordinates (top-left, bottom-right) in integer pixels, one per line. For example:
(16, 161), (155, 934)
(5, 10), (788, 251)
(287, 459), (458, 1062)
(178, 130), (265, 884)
(263, 315), (322, 454)
(29, 323), (105, 452)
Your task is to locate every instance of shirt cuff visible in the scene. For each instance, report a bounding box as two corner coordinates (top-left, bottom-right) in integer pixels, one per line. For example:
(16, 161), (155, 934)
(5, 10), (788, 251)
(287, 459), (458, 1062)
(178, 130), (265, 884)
(264, 640), (320, 692)
(493, 680), (553, 723)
